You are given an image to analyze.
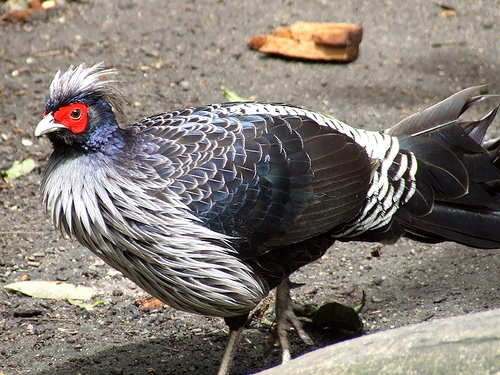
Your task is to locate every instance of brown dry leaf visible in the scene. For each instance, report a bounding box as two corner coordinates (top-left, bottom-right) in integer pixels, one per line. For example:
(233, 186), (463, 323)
(248, 21), (363, 62)
(4, 280), (97, 300)
(0, 0), (45, 25)
(134, 296), (168, 310)
(275, 22), (363, 46)
(440, 10), (456, 18)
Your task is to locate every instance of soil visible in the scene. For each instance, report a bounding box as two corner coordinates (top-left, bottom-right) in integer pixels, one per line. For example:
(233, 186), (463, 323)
(0, 1), (499, 374)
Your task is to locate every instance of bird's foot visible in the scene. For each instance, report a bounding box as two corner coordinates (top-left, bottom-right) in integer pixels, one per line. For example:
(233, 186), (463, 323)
(266, 277), (314, 364)
(218, 314), (249, 375)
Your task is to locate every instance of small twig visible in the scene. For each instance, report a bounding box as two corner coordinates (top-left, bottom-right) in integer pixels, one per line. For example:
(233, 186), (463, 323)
(431, 1), (456, 11)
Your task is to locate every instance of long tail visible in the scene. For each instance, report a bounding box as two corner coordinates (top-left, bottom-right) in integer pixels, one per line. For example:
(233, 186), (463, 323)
(387, 87), (500, 249)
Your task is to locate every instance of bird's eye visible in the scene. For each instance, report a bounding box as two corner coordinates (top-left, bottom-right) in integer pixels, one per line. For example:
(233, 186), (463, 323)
(70, 108), (82, 120)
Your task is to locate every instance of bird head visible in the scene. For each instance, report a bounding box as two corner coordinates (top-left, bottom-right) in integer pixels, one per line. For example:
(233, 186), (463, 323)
(35, 63), (126, 149)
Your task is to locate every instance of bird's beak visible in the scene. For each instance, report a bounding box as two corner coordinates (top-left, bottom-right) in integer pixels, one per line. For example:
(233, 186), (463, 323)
(34, 113), (66, 137)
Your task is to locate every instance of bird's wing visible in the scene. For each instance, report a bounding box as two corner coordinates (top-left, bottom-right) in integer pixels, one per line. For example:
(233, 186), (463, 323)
(131, 102), (372, 255)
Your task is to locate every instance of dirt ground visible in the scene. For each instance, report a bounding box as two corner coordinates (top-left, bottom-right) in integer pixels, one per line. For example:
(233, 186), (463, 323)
(0, 1), (499, 374)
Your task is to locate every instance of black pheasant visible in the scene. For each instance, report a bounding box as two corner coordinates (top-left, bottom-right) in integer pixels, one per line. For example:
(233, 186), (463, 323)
(36, 63), (500, 374)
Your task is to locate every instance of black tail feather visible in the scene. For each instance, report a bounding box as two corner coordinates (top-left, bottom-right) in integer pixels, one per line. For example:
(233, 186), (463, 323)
(387, 86), (488, 137)
(392, 87), (500, 249)
(402, 206), (500, 249)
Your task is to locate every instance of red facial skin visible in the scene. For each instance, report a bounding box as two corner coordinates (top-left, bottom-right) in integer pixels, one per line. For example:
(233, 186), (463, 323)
(52, 103), (89, 134)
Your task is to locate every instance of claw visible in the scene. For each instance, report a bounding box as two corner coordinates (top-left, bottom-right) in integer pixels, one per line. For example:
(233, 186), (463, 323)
(266, 278), (314, 364)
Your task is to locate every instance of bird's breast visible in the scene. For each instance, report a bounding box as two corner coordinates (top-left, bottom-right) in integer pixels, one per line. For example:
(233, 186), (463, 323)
(41, 151), (268, 317)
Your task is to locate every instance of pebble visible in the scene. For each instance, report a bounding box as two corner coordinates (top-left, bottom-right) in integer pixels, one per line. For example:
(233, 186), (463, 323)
(371, 295), (384, 303)
(56, 273), (70, 281)
(179, 80), (190, 90)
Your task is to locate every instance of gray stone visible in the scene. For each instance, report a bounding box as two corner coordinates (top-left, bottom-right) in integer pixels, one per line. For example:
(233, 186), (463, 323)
(257, 309), (500, 375)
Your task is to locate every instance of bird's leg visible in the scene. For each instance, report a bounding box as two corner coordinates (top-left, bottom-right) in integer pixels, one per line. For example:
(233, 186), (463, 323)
(273, 277), (314, 364)
(218, 314), (249, 375)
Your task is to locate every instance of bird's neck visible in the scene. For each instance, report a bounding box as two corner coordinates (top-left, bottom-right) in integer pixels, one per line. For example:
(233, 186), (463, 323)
(49, 121), (133, 158)
(86, 121), (127, 153)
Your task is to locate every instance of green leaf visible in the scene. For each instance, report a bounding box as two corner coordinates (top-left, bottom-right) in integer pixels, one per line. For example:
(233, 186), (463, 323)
(4, 280), (97, 301)
(67, 297), (106, 311)
(310, 301), (363, 333)
(222, 88), (249, 102)
(354, 288), (366, 313)
(3, 158), (36, 181)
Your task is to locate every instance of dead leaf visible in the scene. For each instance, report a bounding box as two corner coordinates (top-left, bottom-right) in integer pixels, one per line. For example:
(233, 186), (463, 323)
(4, 280), (97, 300)
(0, 0), (45, 25)
(3, 158), (36, 182)
(248, 22), (363, 62)
(309, 302), (363, 333)
(440, 10), (456, 18)
(67, 297), (106, 311)
(275, 22), (362, 47)
(134, 296), (168, 310)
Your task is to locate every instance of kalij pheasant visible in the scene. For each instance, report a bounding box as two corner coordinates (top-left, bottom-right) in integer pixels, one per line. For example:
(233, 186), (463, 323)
(36, 63), (500, 374)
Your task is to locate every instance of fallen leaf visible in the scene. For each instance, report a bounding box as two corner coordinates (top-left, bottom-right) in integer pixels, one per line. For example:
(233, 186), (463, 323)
(249, 22), (363, 62)
(354, 288), (366, 313)
(275, 22), (363, 47)
(0, 0), (45, 25)
(440, 10), (456, 18)
(67, 297), (106, 311)
(4, 280), (97, 300)
(222, 87), (249, 102)
(309, 301), (363, 333)
(134, 296), (168, 310)
(3, 158), (36, 182)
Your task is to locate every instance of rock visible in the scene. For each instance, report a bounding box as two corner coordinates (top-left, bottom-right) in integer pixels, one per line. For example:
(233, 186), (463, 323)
(257, 308), (500, 374)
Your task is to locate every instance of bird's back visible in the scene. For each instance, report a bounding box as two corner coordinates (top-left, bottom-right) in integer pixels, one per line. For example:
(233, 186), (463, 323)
(128, 102), (402, 253)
